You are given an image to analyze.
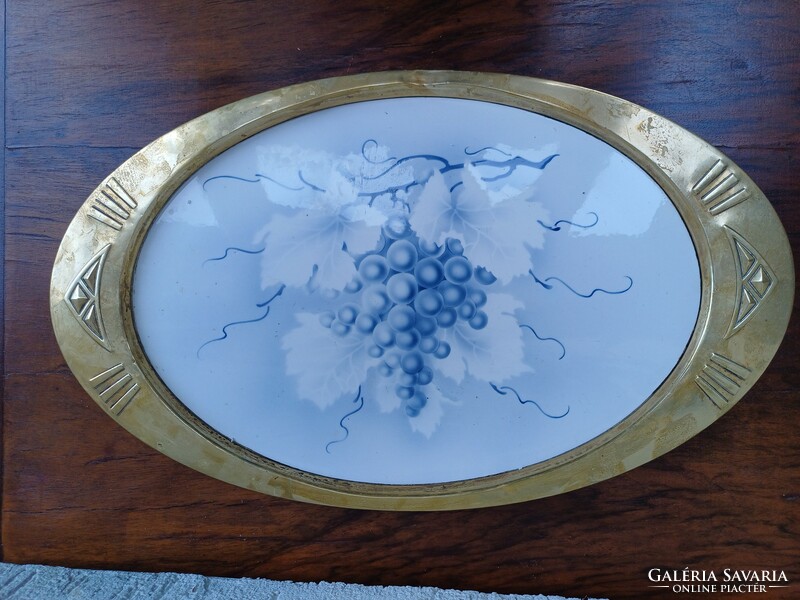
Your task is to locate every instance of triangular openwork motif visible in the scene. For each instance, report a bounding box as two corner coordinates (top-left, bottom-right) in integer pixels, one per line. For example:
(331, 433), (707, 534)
(65, 244), (111, 349)
(725, 227), (776, 338)
(734, 239), (755, 277)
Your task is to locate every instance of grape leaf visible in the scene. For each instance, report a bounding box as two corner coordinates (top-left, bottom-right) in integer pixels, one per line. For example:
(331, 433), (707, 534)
(434, 293), (531, 384)
(362, 370), (402, 414)
(254, 142), (417, 213)
(409, 167), (547, 284)
(258, 208), (383, 291)
(283, 313), (371, 409)
(254, 146), (376, 208)
(408, 385), (457, 438)
(363, 376), (456, 437)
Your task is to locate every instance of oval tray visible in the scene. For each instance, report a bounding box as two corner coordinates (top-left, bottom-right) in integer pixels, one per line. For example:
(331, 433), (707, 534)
(50, 71), (793, 510)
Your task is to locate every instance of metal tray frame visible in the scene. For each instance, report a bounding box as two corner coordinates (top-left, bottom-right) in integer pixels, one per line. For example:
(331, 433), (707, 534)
(50, 71), (793, 510)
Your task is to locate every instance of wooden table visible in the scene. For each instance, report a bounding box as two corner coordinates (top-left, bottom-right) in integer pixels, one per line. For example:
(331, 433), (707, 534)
(3, 2), (798, 599)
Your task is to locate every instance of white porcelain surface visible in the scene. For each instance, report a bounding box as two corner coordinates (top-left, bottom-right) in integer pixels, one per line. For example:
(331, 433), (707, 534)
(133, 97), (700, 485)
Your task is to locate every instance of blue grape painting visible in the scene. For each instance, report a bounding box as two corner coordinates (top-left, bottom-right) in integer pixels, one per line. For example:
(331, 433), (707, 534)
(134, 97), (701, 484)
(197, 137), (631, 446)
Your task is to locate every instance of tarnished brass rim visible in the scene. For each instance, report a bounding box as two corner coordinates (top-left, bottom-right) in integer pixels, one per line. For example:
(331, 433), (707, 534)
(50, 71), (793, 510)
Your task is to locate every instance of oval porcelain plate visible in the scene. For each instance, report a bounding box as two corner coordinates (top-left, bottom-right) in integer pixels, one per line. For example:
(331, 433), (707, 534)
(50, 71), (793, 510)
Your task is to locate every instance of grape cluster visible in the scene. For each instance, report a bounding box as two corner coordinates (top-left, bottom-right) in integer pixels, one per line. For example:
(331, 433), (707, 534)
(319, 218), (496, 416)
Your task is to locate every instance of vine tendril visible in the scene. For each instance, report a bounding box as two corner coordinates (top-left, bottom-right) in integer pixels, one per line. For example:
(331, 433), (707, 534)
(519, 324), (566, 360)
(529, 270), (633, 298)
(489, 383), (569, 419)
(326, 387), (364, 453)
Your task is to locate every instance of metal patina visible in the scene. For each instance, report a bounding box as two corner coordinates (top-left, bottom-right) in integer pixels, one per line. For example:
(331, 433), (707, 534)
(50, 71), (793, 510)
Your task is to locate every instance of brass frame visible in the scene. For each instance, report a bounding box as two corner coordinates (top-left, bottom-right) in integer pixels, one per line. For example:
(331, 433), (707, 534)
(50, 71), (793, 510)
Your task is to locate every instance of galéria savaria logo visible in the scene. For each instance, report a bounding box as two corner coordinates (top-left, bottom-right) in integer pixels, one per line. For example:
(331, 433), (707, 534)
(647, 568), (790, 594)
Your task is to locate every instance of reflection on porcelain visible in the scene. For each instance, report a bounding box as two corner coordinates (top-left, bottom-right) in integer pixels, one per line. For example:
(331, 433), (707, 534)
(133, 97), (700, 485)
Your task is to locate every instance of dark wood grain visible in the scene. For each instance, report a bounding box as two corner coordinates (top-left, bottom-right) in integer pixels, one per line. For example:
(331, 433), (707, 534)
(3, 1), (799, 599)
